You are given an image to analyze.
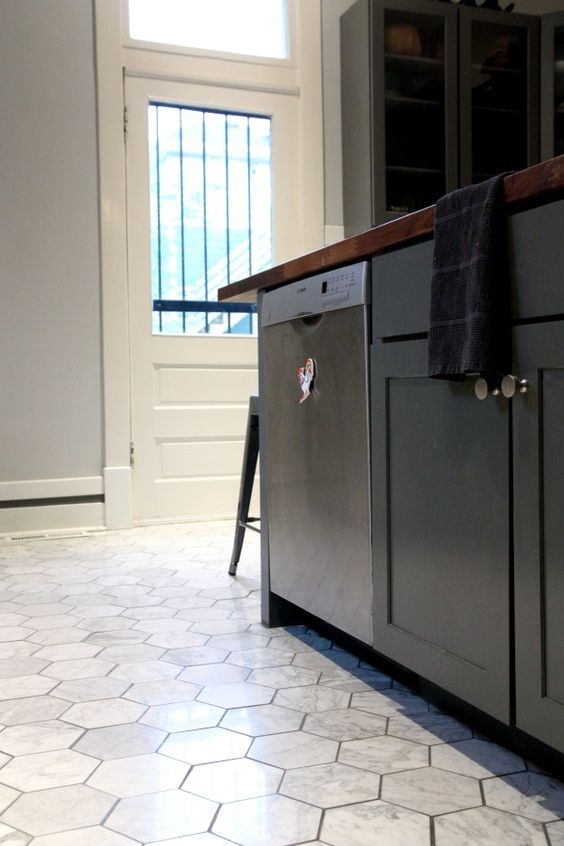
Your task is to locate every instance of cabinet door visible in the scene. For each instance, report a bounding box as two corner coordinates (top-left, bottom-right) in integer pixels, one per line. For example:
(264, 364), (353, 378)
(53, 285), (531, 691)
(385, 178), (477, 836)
(371, 338), (511, 722)
(513, 322), (564, 755)
(372, 0), (458, 224)
(459, 7), (539, 187)
(540, 12), (564, 161)
(340, 0), (457, 234)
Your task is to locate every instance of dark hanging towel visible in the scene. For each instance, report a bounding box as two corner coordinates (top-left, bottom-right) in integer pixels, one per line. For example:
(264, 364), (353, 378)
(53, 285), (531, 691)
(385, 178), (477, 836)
(428, 173), (511, 381)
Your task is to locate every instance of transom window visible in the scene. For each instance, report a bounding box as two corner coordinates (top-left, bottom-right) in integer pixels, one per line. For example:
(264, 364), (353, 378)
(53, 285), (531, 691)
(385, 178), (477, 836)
(149, 103), (272, 335)
(128, 0), (288, 60)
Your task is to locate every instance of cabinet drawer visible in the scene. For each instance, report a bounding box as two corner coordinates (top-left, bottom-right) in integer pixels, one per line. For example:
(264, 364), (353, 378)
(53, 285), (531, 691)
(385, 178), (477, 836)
(372, 197), (564, 340)
(372, 239), (433, 339)
(509, 198), (564, 320)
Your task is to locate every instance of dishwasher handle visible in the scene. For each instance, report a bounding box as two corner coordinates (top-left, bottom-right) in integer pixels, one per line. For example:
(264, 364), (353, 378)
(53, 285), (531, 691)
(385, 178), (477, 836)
(261, 262), (369, 328)
(291, 312), (325, 331)
(296, 310), (324, 321)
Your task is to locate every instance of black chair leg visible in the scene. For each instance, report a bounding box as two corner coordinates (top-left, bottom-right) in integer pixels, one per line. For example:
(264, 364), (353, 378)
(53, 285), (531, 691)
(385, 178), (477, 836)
(229, 396), (260, 576)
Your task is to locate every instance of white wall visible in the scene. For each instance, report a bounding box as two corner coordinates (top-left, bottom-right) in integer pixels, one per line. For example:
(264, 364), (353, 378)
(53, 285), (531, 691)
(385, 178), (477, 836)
(0, 0), (104, 530)
(0, 0), (324, 534)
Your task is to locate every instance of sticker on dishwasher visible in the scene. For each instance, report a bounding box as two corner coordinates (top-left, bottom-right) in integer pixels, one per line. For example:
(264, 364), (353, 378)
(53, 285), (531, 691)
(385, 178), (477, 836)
(298, 357), (317, 404)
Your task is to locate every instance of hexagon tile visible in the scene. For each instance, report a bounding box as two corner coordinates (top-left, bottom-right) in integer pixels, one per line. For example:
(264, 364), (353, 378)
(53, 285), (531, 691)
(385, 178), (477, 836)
(0, 520), (562, 846)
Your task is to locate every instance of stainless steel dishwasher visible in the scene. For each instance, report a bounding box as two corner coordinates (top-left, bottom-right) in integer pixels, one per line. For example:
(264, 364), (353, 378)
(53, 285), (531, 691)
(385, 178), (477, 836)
(261, 261), (372, 644)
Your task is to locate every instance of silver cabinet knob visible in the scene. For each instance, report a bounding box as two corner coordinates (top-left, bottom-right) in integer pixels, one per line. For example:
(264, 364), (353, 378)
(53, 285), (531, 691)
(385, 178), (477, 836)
(474, 377), (489, 400)
(501, 374), (529, 398)
(474, 377), (502, 400)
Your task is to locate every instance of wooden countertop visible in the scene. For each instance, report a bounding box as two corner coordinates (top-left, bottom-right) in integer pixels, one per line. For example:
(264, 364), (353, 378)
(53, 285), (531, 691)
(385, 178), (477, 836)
(218, 155), (564, 303)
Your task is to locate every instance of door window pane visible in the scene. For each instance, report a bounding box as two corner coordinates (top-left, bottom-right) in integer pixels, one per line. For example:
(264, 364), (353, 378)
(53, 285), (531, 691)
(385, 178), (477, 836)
(149, 103), (271, 335)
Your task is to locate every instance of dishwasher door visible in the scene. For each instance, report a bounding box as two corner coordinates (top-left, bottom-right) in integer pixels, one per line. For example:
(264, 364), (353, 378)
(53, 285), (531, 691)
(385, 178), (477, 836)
(263, 304), (372, 644)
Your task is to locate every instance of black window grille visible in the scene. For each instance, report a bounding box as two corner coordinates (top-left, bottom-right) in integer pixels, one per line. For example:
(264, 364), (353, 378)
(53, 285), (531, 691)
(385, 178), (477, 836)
(149, 103), (272, 335)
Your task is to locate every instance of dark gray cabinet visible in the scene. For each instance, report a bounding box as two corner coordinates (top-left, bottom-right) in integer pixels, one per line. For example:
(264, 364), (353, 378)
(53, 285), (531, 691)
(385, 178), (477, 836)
(510, 199), (564, 751)
(370, 199), (564, 752)
(341, 0), (539, 234)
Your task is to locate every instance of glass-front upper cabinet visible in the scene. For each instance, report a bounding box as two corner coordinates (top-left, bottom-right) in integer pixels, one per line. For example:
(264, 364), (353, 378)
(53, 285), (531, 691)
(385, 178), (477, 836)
(459, 7), (539, 187)
(340, 0), (539, 236)
(382, 7), (455, 216)
(541, 12), (564, 161)
(341, 0), (457, 234)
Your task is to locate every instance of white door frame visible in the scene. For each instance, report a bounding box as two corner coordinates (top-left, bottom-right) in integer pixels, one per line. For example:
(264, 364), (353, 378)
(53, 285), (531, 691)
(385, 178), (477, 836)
(94, 0), (324, 528)
(95, 0), (133, 529)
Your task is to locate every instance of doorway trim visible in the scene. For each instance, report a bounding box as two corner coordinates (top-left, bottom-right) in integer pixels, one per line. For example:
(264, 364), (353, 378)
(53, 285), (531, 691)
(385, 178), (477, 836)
(94, 0), (133, 529)
(94, 0), (323, 528)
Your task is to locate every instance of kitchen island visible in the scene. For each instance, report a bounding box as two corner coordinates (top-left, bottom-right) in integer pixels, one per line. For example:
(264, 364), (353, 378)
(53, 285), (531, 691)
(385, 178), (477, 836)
(219, 155), (564, 768)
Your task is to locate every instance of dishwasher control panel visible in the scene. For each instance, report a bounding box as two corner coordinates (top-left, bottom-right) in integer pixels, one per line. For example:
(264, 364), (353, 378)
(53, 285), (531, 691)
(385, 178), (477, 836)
(262, 261), (369, 327)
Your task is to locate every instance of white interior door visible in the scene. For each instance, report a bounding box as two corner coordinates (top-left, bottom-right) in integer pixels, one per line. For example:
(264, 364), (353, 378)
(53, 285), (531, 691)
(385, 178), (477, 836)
(125, 75), (302, 522)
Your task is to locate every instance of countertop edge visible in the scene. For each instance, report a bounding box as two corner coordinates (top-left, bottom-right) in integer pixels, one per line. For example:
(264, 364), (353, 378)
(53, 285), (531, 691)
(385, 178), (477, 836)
(218, 155), (564, 303)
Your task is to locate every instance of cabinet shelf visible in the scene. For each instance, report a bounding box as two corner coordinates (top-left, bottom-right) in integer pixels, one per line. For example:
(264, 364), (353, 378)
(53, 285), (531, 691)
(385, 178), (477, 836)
(385, 52), (444, 67)
(472, 105), (524, 116)
(385, 94), (443, 107)
(471, 63), (524, 76)
(387, 165), (444, 175)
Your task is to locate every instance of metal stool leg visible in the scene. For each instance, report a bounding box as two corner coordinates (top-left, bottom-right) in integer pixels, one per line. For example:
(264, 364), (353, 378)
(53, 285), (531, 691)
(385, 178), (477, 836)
(229, 396), (260, 576)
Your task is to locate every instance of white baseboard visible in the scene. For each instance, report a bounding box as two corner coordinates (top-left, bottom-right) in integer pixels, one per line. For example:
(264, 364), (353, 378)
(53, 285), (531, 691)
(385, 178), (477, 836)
(0, 468), (132, 534)
(0, 503), (105, 537)
(0, 476), (103, 501)
(134, 515), (235, 527)
(104, 466), (133, 530)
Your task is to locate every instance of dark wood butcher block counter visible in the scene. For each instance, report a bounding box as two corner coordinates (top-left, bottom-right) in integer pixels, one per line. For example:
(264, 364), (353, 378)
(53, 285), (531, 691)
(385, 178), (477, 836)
(218, 155), (564, 303)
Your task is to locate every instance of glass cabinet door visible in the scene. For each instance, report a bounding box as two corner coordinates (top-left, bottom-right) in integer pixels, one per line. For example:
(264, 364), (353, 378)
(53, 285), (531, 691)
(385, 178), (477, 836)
(340, 0), (539, 236)
(541, 12), (564, 162)
(553, 25), (564, 157)
(460, 9), (539, 187)
(372, 1), (457, 220)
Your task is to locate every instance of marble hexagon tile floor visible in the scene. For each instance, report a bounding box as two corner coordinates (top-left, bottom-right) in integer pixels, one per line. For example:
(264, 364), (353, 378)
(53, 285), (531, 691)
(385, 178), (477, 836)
(0, 523), (562, 845)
